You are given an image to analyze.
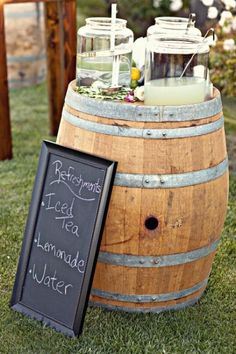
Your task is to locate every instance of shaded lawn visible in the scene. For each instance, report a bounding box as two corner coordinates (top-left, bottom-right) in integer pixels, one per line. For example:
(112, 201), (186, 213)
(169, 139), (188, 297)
(0, 84), (235, 354)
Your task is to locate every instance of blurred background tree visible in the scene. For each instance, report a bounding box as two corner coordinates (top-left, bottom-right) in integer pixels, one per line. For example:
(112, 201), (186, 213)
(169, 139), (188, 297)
(77, 0), (109, 29)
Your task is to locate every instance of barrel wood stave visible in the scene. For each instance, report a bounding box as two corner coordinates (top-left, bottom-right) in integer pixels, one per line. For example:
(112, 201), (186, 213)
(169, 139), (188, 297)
(90, 287), (207, 311)
(59, 115), (227, 174)
(98, 176), (228, 256)
(92, 252), (215, 295)
(64, 103), (223, 128)
(57, 81), (229, 312)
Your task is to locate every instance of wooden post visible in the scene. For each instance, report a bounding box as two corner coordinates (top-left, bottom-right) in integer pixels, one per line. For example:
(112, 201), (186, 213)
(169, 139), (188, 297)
(62, 0), (77, 94)
(0, 2), (12, 160)
(44, 1), (64, 136)
(45, 0), (76, 136)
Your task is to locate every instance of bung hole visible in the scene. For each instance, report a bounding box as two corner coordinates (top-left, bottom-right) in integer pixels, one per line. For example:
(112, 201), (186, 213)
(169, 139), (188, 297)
(145, 216), (159, 231)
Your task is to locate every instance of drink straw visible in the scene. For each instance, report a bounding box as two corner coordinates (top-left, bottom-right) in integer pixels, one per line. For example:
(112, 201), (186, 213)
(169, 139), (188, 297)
(110, 2), (120, 87)
(179, 28), (214, 79)
(110, 2), (116, 52)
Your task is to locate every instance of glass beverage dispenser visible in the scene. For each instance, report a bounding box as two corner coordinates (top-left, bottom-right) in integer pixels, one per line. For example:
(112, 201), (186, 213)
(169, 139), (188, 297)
(77, 17), (133, 87)
(147, 15), (202, 36)
(144, 35), (210, 106)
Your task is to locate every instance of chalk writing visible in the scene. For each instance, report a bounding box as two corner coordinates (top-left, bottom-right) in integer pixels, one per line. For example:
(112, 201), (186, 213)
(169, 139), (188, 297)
(35, 233), (85, 273)
(44, 193), (74, 218)
(50, 160), (102, 201)
(11, 142), (115, 336)
(42, 193), (80, 238)
(29, 263), (73, 295)
(59, 219), (80, 238)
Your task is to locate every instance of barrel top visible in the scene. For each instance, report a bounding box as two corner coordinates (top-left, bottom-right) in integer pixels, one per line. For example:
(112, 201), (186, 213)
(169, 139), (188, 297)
(65, 80), (222, 122)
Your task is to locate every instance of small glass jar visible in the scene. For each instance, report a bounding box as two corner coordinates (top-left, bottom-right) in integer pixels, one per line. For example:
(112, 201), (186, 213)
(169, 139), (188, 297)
(77, 17), (133, 87)
(147, 16), (201, 37)
(144, 35), (209, 106)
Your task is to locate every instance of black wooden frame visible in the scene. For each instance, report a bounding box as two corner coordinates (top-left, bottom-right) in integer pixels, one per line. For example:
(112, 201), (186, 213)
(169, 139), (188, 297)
(10, 140), (117, 337)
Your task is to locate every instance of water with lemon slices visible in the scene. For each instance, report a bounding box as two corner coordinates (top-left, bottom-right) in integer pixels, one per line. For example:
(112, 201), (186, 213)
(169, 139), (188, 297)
(76, 52), (132, 87)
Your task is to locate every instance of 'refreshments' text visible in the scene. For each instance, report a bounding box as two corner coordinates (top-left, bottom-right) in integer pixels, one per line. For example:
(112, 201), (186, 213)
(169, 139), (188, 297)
(50, 160), (101, 200)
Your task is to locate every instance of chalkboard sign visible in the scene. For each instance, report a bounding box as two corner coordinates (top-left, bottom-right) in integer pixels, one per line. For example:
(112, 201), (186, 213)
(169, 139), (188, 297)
(11, 141), (117, 337)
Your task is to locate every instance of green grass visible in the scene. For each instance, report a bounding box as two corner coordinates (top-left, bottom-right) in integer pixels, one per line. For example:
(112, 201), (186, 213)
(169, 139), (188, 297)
(0, 84), (235, 354)
(223, 96), (236, 134)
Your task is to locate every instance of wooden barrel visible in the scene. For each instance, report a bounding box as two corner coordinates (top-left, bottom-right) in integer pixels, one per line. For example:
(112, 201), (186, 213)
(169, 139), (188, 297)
(57, 81), (229, 313)
(4, 3), (46, 89)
